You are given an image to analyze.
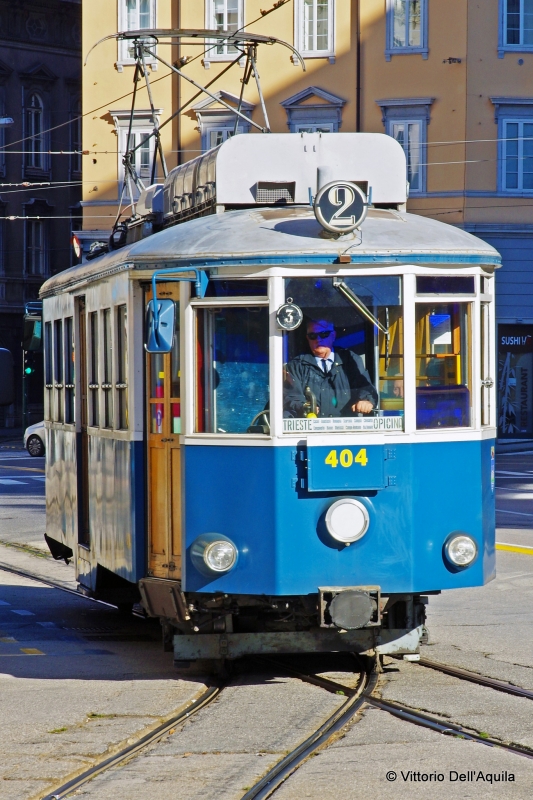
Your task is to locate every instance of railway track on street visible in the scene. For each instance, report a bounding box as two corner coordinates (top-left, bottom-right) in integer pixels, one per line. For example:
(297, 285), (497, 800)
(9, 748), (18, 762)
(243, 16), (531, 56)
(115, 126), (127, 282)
(3, 561), (533, 799)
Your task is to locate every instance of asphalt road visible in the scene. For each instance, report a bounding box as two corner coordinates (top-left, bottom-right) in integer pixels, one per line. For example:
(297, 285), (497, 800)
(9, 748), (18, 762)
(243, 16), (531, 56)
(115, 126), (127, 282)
(0, 448), (46, 554)
(496, 450), (533, 549)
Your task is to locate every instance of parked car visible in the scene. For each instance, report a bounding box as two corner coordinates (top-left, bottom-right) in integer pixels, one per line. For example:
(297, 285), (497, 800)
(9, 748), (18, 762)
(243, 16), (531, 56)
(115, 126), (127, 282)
(24, 421), (45, 457)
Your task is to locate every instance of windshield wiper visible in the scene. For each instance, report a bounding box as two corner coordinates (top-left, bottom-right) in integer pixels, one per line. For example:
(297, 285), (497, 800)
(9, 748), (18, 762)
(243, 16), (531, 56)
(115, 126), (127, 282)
(333, 279), (390, 368)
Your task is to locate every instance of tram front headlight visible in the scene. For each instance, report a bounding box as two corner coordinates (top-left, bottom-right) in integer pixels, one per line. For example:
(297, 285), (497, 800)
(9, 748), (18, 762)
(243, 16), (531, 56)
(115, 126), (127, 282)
(444, 534), (478, 568)
(204, 540), (237, 572)
(191, 533), (238, 575)
(325, 498), (370, 544)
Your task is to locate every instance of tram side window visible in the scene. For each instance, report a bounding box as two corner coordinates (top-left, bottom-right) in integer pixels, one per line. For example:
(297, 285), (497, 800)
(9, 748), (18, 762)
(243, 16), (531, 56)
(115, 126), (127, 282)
(196, 306), (270, 434)
(89, 311), (99, 427)
(54, 319), (63, 423)
(117, 305), (128, 430)
(415, 303), (471, 428)
(65, 317), (75, 424)
(103, 308), (113, 429)
(282, 277), (404, 431)
(44, 321), (52, 421)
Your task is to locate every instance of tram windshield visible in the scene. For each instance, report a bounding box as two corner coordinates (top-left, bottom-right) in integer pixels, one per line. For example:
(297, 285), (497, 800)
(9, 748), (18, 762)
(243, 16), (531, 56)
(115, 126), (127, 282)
(282, 276), (403, 433)
(196, 306), (269, 434)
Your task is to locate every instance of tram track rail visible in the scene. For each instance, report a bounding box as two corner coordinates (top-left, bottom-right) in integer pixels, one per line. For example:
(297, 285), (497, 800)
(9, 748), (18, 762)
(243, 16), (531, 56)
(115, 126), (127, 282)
(418, 656), (533, 700)
(241, 664), (375, 800)
(240, 654), (533, 800)
(40, 684), (223, 800)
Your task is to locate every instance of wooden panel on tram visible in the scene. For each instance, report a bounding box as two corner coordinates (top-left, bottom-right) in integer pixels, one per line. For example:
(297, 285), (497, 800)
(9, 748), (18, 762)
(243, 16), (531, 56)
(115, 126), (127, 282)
(170, 446), (182, 574)
(146, 283), (182, 581)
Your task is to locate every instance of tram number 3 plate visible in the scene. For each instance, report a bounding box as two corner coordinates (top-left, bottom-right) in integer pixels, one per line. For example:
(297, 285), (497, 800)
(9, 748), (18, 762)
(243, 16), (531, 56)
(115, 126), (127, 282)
(325, 448), (368, 468)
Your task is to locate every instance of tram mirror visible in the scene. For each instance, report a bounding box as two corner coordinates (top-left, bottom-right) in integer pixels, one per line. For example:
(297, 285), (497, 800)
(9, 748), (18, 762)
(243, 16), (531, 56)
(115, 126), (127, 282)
(145, 299), (175, 353)
(0, 348), (14, 406)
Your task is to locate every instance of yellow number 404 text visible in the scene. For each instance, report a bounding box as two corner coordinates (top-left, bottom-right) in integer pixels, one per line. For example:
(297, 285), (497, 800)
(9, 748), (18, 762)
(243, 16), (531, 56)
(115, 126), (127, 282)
(324, 448), (368, 468)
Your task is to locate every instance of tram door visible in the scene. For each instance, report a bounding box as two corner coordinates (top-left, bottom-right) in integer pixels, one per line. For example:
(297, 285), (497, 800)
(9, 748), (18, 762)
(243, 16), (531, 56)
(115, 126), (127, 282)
(146, 284), (182, 580)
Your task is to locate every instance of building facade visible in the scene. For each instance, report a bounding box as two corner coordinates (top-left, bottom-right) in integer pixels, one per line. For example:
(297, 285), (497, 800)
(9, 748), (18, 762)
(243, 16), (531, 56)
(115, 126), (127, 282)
(81, 0), (357, 244)
(82, 1), (533, 438)
(0, 0), (81, 427)
(360, 0), (533, 438)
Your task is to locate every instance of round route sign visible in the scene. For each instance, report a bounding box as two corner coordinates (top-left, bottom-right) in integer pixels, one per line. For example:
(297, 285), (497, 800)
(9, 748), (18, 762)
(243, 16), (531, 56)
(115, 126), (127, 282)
(314, 181), (368, 234)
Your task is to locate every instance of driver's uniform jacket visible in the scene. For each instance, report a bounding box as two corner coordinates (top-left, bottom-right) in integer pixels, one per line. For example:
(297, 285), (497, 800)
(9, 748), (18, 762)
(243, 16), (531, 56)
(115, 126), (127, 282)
(284, 348), (378, 418)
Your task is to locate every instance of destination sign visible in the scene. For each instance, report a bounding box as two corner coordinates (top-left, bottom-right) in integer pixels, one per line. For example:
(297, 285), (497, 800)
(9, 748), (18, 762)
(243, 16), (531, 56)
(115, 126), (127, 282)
(283, 415), (404, 433)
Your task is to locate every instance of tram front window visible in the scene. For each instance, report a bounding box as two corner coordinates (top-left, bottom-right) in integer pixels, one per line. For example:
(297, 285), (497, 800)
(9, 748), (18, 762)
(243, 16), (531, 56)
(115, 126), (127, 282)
(282, 277), (404, 432)
(196, 306), (269, 434)
(415, 303), (471, 428)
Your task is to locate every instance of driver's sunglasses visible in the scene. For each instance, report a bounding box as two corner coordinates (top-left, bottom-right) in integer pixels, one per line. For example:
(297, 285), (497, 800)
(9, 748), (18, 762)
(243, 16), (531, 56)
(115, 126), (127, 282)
(307, 330), (334, 340)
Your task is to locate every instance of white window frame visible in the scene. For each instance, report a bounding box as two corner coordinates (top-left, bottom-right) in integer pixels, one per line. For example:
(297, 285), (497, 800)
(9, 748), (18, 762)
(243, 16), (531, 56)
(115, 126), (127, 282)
(294, 123), (333, 133)
(500, 117), (533, 193)
(118, 128), (155, 198)
(295, 0), (335, 58)
(387, 118), (425, 194)
(111, 109), (160, 199)
(500, 0), (533, 56)
(117, 0), (157, 69)
(385, 0), (428, 61)
(205, 0), (244, 61)
(205, 126), (244, 151)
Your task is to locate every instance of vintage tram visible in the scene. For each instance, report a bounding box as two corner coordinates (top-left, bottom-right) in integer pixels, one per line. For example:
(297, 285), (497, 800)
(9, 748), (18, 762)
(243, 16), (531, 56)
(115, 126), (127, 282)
(40, 133), (499, 663)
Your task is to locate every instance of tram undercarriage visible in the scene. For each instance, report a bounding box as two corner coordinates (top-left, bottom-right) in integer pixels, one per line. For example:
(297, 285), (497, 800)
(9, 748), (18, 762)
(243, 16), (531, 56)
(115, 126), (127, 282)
(138, 578), (428, 661)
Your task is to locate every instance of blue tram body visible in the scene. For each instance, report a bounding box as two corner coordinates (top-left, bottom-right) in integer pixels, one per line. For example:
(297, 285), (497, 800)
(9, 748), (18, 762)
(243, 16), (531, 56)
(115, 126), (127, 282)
(182, 440), (495, 596)
(40, 134), (499, 661)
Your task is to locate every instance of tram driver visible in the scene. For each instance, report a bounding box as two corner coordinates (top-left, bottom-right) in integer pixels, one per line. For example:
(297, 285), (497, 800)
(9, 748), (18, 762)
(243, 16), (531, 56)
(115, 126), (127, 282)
(284, 319), (378, 418)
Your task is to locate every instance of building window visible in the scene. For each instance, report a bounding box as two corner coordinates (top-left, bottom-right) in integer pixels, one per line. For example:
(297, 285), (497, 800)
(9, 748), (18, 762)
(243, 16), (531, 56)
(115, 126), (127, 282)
(502, 119), (533, 191)
(296, 0), (334, 56)
(390, 120), (423, 193)
(377, 98), (433, 193)
(281, 86), (345, 132)
(193, 91), (254, 152)
(70, 97), (82, 177)
(505, 0), (533, 45)
(294, 123), (333, 133)
(118, 0), (156, 66)
(491, 97), (533, 189)
(25, 93), (47, 171)
(385, 0), (428, 61)
(25, 219), (49, 275)
(111, 109), (160, 197)
(120, 129), (153, 185)
(206, 1), (243, 58)
(0, 89), (6, 177)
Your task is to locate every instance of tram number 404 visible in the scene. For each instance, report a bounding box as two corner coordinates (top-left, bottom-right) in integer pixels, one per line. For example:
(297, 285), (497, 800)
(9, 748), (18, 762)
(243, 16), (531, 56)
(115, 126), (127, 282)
(325, 448), (368, 468)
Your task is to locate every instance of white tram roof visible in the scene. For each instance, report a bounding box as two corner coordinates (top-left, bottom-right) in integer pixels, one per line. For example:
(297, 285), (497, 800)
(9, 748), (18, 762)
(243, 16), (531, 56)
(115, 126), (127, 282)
(41, 206), (500, 298)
